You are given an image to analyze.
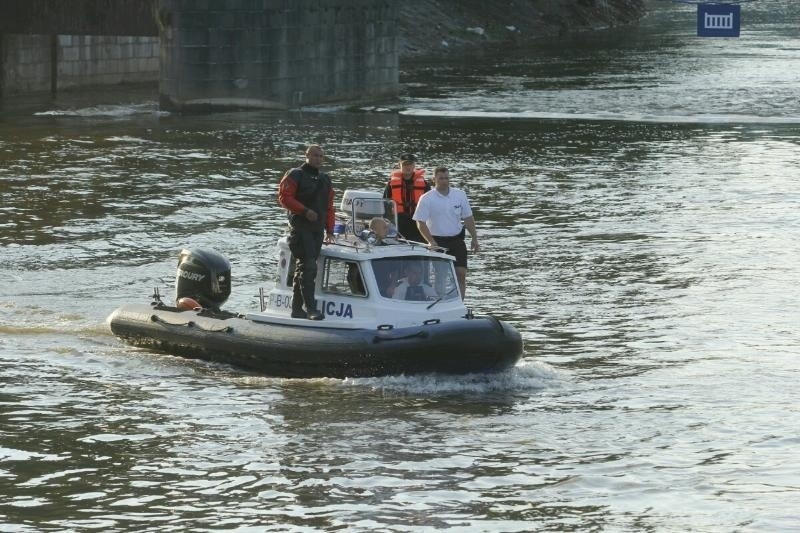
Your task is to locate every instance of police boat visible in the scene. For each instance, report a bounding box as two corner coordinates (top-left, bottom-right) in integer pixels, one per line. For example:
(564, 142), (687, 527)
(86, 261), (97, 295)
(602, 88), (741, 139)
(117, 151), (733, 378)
(107, 191), (523, 378)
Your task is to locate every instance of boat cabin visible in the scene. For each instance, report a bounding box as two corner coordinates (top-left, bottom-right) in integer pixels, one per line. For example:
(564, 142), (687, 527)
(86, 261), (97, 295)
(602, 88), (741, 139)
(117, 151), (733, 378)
(246, 191), (467, 329)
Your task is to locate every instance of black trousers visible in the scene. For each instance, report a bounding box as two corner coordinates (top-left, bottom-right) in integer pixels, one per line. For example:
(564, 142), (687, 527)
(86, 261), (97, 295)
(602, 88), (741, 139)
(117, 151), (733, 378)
(432, 228), (468, 267)
(288, 227), (323, 311)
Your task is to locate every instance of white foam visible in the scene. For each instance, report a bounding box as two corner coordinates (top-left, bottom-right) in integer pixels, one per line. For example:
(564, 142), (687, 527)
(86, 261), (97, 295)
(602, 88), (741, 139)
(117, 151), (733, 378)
(105, 136), (153, 143)
(34, 103), (165, 118)
(177, 152), (214, 160)
(341, 360), (563, 395)
(401, 108), (800, 125)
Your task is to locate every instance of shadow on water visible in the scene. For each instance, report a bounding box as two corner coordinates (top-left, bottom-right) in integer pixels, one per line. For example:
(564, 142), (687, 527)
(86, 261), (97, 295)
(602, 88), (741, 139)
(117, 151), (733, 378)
(0, 347), (569, 530)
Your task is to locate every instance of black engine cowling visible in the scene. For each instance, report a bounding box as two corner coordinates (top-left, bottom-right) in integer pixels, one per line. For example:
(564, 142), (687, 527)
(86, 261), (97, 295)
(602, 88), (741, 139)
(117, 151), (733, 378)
(175, 248), (231, 310)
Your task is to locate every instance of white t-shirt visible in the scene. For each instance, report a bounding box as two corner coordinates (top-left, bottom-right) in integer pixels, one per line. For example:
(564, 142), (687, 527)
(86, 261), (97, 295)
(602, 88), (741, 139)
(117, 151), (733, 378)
(392, 280), (438, 301)
(412, 187), (473, 237)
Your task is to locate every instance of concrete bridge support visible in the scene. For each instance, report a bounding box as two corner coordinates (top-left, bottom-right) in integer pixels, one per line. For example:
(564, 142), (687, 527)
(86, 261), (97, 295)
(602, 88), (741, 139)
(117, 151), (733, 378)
(0, 0), (158, 98)
(157, 0), (398, 111)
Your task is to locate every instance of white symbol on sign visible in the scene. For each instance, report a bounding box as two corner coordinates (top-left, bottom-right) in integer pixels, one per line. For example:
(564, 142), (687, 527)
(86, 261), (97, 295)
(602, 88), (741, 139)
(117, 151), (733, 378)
(704, 12), (734, 30)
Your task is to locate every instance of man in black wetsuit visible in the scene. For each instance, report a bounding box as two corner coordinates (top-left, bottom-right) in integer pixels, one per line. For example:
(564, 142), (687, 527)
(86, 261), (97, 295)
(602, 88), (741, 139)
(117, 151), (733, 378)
(278, 145), (335, 320)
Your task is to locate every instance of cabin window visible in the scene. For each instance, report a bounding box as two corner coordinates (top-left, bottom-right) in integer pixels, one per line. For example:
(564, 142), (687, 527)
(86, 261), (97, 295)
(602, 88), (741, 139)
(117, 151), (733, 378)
(321, 258), (367, 297)
(371, 257), (459, 302)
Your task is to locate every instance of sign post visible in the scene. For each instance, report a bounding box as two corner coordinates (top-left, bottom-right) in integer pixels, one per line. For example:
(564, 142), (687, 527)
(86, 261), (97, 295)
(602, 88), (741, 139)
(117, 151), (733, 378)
(697, 3), (741, 37)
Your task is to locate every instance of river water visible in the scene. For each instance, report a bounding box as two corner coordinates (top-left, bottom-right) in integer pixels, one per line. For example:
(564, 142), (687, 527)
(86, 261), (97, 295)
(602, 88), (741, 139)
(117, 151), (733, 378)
(1, 1), (799, 531)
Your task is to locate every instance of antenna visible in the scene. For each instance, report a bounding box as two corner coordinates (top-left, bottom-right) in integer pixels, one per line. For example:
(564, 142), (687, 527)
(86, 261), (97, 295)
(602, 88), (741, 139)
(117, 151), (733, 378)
(151, 287), (165, 307)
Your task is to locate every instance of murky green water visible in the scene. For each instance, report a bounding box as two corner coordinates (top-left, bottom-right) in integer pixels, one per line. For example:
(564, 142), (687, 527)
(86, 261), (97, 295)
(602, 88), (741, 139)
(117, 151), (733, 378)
(2, 2), (799, 530)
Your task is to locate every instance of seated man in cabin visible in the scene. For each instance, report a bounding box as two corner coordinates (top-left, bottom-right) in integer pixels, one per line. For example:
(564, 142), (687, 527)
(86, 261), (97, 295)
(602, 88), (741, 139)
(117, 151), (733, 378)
(391, 263), (437, 301)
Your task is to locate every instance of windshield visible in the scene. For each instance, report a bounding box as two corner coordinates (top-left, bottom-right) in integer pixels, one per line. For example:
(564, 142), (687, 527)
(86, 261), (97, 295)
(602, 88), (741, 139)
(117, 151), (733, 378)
(371, 257), (460, 302)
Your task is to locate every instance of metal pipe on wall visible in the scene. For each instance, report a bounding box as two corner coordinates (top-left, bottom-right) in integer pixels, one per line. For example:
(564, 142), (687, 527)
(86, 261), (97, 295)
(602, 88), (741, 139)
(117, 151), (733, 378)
(0, 33), (4, 99)
(50, 33), (58, 97)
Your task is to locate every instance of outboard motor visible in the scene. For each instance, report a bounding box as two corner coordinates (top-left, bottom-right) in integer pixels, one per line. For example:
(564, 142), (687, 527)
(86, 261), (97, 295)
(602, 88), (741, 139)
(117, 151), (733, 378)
(175, 248), (231, 311)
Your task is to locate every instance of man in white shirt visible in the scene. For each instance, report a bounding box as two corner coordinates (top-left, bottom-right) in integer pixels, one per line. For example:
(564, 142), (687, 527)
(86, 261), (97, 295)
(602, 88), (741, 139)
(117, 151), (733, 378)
(412, 167), (479, 299)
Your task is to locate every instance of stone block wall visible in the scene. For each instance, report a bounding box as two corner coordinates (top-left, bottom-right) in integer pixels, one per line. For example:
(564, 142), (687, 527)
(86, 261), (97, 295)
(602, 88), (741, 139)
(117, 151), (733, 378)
(158, 0), (398, 110)
(57, 35), (159, 88)
(1, 34), (159, 94)
(1, 35), (52, 93)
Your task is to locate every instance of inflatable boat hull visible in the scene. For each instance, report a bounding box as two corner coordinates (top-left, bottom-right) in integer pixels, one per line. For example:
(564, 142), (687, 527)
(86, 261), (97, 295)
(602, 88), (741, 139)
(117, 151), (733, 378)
(107, 304), (523, 378)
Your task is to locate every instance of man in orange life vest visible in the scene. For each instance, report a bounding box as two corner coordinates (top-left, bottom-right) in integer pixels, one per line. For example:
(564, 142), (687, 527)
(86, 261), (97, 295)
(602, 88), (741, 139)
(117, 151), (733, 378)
(382, 153), (430, 243)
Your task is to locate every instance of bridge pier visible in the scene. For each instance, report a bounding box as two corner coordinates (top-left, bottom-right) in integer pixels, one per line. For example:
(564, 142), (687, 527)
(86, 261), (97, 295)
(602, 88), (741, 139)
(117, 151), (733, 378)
(0, 34), (4, 99)
(157, 0), (398, 111)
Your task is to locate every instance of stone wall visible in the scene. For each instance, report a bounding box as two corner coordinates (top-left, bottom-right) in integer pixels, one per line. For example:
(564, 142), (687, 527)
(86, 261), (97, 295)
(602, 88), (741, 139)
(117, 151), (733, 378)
(1, 34), (159, 94)
(158, 0), (398, 111)
(0, 0), (647, 103)
(1, 35), (51, 94)
(58, 35), (159, 88)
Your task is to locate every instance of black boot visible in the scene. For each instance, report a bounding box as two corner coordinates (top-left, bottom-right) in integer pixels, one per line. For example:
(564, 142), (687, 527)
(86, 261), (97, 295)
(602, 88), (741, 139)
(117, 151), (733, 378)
(302, 280), (323, 320)
(304, 297), (324, 321)
(291, 285), (306, 319)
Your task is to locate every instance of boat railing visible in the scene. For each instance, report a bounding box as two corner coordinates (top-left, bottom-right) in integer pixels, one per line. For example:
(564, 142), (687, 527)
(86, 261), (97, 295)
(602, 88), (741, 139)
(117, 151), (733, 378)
(337, 191), (398, 235)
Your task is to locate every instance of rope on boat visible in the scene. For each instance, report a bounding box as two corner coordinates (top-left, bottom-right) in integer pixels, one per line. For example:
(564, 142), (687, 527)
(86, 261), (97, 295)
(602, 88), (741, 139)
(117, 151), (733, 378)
(372, 330), (428, 343)
(150, 314), (234, 333)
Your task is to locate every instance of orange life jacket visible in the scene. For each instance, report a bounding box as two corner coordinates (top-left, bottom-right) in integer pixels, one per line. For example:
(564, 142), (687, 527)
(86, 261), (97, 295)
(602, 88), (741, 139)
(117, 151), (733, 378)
(389, 169), (427, 214)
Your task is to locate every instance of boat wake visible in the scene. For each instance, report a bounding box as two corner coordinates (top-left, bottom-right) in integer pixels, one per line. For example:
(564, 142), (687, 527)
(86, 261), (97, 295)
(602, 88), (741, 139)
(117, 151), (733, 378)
(401, 108), (800, 125)
(0, 301), (108, 337)
(0, 321), (113, 338)
(33, 103), (166, 118)
(341, 359), (562, 396)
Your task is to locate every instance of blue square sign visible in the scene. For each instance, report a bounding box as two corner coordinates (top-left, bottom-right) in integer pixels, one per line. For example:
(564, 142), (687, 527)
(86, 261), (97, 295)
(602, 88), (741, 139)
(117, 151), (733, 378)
(698, 4), (741, 37)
